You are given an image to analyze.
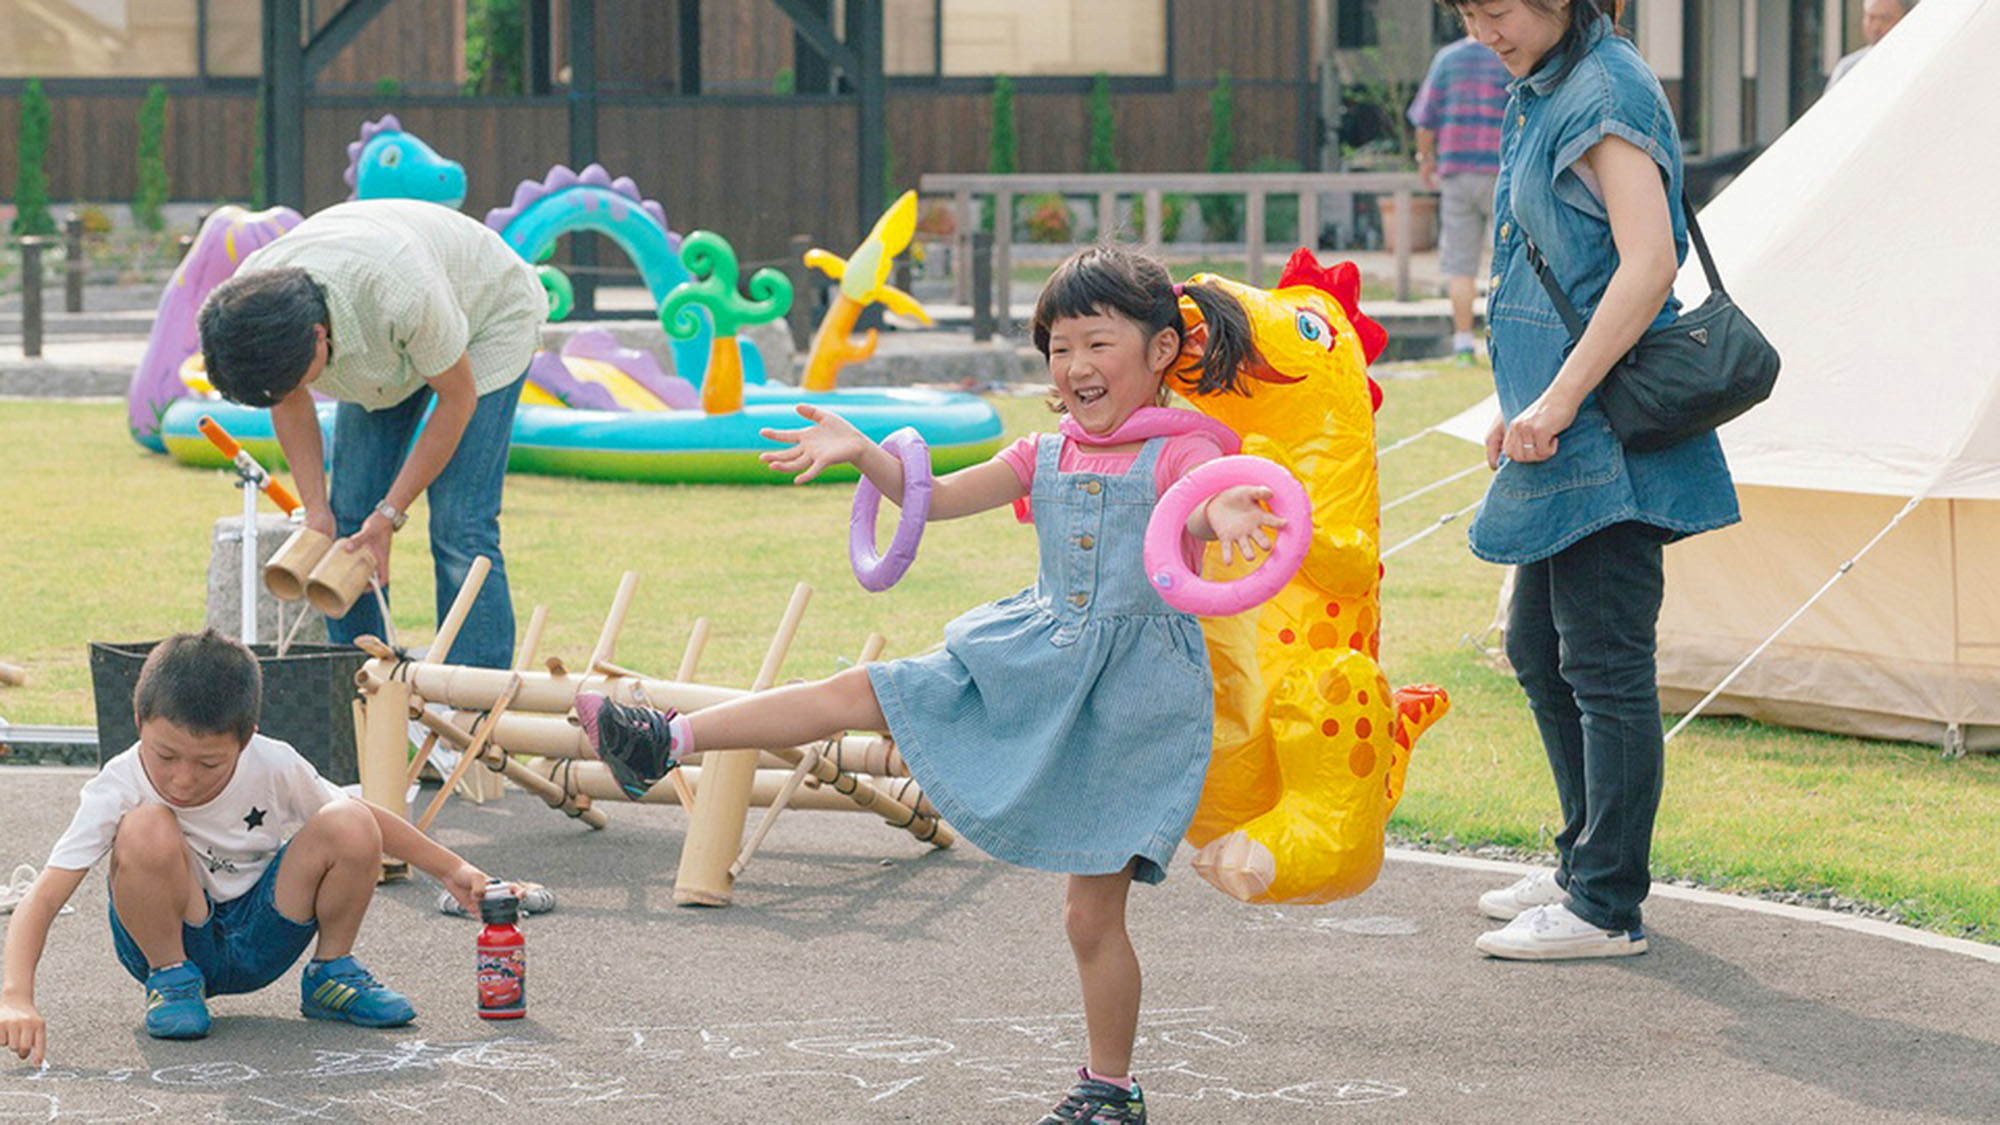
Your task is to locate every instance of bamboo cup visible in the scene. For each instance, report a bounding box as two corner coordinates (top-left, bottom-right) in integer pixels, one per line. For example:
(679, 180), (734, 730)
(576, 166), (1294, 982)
(305, 543), (377, 617)
(264, 526), (333, 602)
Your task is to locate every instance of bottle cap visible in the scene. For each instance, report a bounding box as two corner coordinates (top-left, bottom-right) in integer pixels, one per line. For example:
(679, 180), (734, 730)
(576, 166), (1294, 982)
(479, 880), (520, 924)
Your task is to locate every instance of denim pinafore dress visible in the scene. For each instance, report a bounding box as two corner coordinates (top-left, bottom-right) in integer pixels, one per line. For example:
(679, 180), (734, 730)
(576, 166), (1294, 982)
(868, 435), (1214, 885)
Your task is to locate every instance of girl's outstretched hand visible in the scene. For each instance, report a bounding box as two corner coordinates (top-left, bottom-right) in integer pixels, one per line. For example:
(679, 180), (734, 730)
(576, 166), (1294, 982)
(1204, 484), (1289, 566)
(759, 403), (871, 484)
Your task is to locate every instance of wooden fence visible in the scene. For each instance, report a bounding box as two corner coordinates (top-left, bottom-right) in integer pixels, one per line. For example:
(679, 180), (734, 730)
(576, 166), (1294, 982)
(917, 171), (1432, 320)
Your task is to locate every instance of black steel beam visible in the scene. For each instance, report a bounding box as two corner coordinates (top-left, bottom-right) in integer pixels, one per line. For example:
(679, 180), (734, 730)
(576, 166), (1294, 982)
(679, 0), (703, 95)
(527, 0), (554, 95)
(791, 0), (831, 93)
(569, 0), (600, 313)
(303, 0), (396, 76)
(261, 0), (305, 208)
(853, 0), (885, 233)
(770, 0), (859, 76)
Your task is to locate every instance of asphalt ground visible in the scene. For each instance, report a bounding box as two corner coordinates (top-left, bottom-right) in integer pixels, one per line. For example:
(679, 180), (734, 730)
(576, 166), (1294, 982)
(1, 766), (1996, 1124)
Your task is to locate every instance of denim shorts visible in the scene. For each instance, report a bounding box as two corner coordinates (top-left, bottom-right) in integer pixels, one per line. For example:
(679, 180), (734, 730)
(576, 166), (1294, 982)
(110, 843), (318, 995)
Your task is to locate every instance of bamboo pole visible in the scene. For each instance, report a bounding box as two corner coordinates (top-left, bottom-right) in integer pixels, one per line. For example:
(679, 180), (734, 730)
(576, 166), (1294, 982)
(560, 759), (922, 816)
(675, 618), (711, 681)
(587, 572), (640, 669)
(427, 555), (492, 665)
(732, 632), (895, 877)
(412, 708), (607, 829)
(415, 673), (520, 832)
(674, 583), (812, 906)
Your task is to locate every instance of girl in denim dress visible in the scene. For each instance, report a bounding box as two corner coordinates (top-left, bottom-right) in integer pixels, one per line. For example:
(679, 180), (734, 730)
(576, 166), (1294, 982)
(1441, 0), (1739, 960)
(575, 244), (1287, 1123)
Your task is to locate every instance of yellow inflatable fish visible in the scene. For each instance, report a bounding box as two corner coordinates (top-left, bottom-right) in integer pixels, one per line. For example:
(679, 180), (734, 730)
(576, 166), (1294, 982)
(1175, 248), (1450, 905)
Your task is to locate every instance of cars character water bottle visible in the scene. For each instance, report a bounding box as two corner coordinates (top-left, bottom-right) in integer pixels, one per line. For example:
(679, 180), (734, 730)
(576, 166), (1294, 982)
(476, 880), (525, 1019)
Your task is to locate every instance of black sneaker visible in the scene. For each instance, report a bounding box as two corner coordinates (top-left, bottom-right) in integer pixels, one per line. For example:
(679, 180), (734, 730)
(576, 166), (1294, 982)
(573, 691), (681, 800)
(1037, 1069), (1147, 1123)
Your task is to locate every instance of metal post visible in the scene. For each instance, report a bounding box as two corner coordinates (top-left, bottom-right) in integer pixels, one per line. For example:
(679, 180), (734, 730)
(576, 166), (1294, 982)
(970, 230), (994, 343)
(785, 233), (815, 351)
(892, 250), (912, 296)
(19, 238), (48, 359)
(64, 213), (84, 313)
(240, 480), (259, 645)
(1393, 187), (1413, 301)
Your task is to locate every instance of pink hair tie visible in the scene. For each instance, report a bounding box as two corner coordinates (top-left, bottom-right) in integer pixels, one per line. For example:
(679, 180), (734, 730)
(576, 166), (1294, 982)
(1172, 283), (1185, 296)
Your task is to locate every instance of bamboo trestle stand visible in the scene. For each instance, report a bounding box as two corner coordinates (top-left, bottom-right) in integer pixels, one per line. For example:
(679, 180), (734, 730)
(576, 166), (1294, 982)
(349, 561), (950, 906)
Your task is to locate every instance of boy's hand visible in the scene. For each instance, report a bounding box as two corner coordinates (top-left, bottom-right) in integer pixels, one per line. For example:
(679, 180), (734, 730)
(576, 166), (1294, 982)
(0, 998), (46, 1067)
(758, 404), (871, 484)
(1205, 484), (1289, 566)
(441, 863), (491, 916)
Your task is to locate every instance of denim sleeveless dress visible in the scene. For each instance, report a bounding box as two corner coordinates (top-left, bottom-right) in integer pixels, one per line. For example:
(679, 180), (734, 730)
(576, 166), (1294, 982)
(868, 435), (1214, 885)
(1468, 14), (1738, 566)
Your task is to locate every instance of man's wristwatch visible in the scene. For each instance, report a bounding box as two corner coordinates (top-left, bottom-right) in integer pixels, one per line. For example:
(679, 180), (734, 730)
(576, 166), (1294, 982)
(372, 500), (409, 531)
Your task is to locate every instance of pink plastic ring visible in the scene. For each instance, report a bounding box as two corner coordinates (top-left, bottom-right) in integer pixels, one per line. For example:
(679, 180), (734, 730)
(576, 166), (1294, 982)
(1142, 455), (1311, 617)
(850, 427), (934, 592)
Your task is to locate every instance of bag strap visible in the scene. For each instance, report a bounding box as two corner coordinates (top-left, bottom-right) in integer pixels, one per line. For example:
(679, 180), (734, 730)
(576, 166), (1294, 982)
(1519, 190), (1723, 345)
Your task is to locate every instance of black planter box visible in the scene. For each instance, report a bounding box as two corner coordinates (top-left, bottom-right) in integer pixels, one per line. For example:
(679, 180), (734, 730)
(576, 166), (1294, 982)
(88, 641), (367, 787)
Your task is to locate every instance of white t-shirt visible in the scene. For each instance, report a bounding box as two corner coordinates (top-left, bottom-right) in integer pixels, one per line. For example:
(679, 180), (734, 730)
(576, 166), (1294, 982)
(46, 733), (344, 903)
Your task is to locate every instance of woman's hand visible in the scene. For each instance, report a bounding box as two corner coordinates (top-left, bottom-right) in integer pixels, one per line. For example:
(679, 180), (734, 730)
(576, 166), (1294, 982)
(1502, 386), (1581, 464)
(759, 404), (872, 484)
(303, 504), (336, 539)
(1484, 411), (1506, 470)
(1202, 484), (1290, 566)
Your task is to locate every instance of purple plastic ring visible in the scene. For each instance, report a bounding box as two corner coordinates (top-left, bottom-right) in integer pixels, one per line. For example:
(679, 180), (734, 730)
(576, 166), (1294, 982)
(850, 427), (934, 592)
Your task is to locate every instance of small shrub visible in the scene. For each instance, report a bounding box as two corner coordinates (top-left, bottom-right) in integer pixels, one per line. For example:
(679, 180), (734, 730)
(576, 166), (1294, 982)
(1087, 72), (1117, 174)
(133, 84), (170, 232)
(1160, 193), (1188, 243)
(1249, 156), (1303, 244)
(373, 77), (403, 97)
(77, 205), (114, 236)
(773, 67), (796, 95)
(1023, 194), (1072, 243)
(916, 202), (957, 237)
(13, 78), (55, 237)
(1199, 71), (1239, 242)
(984, 75), (1018, 233)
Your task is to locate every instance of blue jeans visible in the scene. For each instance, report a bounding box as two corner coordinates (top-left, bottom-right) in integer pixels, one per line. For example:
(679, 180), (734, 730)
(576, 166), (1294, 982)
(110, 844), (318, 995)
(327, 377), (522, 670)
(1505, 520), (1670, 933)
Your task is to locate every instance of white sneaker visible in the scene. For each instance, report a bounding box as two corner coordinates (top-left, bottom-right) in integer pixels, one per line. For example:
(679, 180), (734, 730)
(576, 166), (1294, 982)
(1474, 903), (1648, 960)
(1477, 869), (1569, 920)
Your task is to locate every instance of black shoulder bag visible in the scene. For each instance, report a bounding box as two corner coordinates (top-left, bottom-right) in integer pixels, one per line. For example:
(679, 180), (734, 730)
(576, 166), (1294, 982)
(1519, 194), (1781, 452)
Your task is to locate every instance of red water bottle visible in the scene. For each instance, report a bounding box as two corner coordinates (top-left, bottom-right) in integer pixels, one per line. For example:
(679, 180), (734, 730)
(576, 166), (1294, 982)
(476, 881), (526, 1019)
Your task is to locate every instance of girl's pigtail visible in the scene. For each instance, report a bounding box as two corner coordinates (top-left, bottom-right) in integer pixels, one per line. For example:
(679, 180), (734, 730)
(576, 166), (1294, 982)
(1181, 283), (1258, 397)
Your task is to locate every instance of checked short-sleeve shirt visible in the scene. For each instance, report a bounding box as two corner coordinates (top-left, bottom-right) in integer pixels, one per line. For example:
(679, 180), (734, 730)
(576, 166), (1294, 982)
(237, 199), (545, 409)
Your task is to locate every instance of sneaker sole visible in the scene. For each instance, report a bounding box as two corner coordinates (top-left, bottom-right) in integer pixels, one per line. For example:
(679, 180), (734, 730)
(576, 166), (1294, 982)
(301, 1004), (416, 1028)
(1474, 934), (1649, 960)
(146, 1020), (211, 1039)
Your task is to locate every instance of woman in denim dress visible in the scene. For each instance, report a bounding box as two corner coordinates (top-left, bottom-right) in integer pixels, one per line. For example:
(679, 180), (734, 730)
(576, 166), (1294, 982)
(1441, 0), (1739, 960)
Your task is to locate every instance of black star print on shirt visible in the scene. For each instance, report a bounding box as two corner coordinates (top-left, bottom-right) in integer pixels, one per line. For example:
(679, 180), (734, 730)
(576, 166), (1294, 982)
(243, 807), (267, 830)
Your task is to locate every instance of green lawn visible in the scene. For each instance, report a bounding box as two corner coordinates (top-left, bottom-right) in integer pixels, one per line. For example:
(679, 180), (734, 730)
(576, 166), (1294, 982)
(3, 370), (1996, 942)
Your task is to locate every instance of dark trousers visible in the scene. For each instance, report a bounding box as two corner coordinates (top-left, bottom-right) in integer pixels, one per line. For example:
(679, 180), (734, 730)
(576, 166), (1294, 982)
(1506, 520), (1669, 932)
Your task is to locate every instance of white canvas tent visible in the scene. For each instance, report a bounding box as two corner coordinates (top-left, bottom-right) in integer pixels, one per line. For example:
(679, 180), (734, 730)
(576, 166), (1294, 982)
(1439, 0), (2000, 749)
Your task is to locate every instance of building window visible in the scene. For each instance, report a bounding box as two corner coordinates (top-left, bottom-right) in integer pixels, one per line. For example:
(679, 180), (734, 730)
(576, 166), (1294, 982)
(0, 0), (258, 80)
(887, 0), (1168, 78)
(205, 0), (262, 78)
(1337, 0), (1380, 48)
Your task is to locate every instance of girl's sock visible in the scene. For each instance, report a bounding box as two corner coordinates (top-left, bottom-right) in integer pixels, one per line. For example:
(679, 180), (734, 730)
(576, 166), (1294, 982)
(1085, 1067), (1134, 1091)
(1453, 330), (1477, 353)
(665, 711), (694, 759)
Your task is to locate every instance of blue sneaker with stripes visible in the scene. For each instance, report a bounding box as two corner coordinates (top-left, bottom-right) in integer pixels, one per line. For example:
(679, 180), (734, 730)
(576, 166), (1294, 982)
(143, 961), (211, 1039)
(300, 955), (415, 1027)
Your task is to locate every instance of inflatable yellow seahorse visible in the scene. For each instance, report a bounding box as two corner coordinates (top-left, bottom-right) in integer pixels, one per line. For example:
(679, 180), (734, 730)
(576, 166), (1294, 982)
(1176, 248), (1450, 905)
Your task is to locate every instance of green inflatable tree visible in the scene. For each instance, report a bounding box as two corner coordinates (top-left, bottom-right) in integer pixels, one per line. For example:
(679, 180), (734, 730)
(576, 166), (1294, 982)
(661, 231), (793, 416)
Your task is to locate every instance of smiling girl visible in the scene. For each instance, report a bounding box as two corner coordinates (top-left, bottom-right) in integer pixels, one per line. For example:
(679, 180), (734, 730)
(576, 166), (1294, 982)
(572, 243), (1285, 1123)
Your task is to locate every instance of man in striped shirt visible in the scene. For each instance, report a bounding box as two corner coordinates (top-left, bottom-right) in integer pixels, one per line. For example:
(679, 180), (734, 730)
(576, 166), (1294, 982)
(1408, 33), (1510, 363)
